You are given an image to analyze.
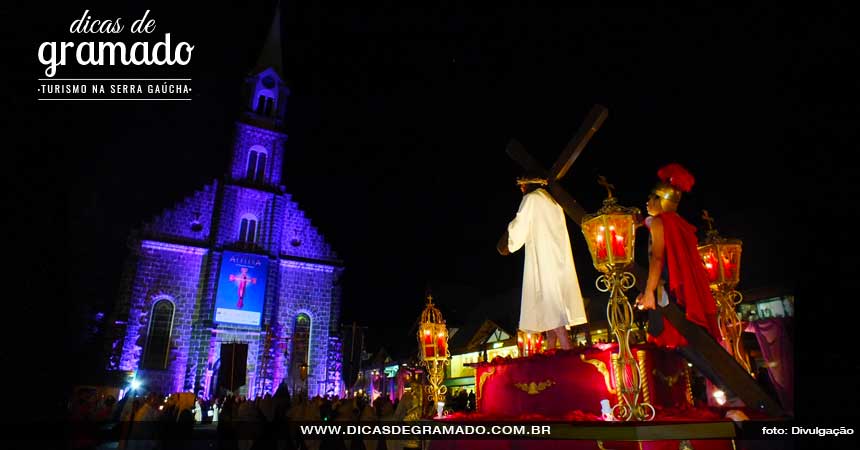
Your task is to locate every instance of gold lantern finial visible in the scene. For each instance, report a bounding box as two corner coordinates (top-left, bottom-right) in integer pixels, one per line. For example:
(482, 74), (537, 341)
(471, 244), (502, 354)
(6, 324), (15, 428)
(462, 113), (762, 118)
(598, 175), (615, 199)
(701, 209), (722, 242)
(420, 293), (444, 326)
(701, 209), (715, 231)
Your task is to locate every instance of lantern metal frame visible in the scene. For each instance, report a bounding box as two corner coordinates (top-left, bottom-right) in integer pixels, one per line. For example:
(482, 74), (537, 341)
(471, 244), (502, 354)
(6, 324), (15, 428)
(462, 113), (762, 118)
(417, 294), (449, 410)
(581, 179), (655, 421)
(698, 211), (751, 376)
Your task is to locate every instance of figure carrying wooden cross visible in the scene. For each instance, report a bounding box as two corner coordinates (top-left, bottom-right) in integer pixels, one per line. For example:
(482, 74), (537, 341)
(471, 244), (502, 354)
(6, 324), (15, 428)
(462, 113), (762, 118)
(496, 172), (587, 350)
(500, 105), (785, 416)
(495, 105), (610, 351)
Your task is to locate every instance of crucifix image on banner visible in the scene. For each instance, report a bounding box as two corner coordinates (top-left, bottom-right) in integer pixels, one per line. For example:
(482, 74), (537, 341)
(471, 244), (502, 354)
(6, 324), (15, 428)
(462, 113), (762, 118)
(214, 251), (268, 326)
(229, 267), (257, 309)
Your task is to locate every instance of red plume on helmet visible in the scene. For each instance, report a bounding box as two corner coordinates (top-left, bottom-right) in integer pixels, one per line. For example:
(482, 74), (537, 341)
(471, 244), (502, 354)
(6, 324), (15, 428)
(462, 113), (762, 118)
(657, 163), (695, 193)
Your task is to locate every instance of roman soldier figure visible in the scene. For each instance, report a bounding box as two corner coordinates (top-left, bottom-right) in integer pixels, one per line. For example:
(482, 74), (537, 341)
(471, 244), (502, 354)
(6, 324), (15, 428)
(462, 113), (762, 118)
(635, 163), (720, 348)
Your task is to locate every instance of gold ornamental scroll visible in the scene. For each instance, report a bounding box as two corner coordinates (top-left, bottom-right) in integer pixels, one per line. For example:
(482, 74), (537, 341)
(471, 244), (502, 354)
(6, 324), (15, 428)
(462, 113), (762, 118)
(581, 354), (616, 395)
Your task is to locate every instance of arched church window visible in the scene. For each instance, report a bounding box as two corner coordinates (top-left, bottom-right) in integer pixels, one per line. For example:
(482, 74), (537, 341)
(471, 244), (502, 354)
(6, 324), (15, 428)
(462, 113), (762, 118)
(291, 313), (311, 367)
(246, 147), (267, 183)
(142, 299), (175, 370)
(238, 214), (259, 244)
(264, 97), (275, 116)
(255, 89), (276, 117)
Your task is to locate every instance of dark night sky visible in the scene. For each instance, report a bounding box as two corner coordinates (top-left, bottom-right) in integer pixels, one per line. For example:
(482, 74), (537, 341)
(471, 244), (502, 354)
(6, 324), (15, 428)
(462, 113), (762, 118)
(6, 1), (860, 420)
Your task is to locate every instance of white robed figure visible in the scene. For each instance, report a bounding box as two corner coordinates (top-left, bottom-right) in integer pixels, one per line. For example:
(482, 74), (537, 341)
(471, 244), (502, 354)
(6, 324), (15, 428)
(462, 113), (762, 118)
(498, 176), (587, 349)
(193, 399), (203, 423)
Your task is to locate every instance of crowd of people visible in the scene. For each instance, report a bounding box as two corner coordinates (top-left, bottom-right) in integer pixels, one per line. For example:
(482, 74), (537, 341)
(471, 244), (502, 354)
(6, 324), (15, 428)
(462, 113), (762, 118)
(69, 382), (434, 450)
(442, 389), (475, 413)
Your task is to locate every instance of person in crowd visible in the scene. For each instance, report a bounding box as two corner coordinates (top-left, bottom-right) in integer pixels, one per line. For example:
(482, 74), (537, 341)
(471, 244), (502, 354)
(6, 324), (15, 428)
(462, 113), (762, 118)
(237, 396), (264, 450)
(127, 393), (161, 450)
(217, 395), (238, 450)
(193, 398), (203, 423)
(467, 390), (476, 412)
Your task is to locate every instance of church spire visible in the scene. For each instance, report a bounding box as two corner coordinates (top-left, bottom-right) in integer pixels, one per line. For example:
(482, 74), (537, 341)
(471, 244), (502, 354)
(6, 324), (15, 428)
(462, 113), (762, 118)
(255, 1), (283, 76)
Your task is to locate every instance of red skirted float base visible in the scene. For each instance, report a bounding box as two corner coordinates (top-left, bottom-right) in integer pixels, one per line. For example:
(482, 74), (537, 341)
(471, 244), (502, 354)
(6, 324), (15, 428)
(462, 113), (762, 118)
(431, 344), (744, 449)
(475, 343), (693, 418)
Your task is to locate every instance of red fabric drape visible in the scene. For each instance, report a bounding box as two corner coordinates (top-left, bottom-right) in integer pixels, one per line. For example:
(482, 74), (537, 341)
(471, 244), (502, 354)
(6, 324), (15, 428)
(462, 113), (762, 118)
(653, 212), (720, 342)
(647, 317), (688, 348)
(752, 318), (794, 413)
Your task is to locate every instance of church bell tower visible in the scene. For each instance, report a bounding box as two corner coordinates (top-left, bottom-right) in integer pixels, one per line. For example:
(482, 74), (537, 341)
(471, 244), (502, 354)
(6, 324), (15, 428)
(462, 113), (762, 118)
(227, 2), (290, 190)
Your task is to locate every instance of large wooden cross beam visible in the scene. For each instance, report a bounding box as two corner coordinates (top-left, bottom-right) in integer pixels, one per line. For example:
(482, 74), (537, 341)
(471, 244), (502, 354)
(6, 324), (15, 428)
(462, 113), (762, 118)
(505, 105), (785, 417)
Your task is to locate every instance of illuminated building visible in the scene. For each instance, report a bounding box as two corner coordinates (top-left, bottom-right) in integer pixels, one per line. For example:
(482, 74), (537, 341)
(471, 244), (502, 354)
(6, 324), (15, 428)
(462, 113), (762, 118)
(445, 320), (519, 394)
(103, 6), (343, 398)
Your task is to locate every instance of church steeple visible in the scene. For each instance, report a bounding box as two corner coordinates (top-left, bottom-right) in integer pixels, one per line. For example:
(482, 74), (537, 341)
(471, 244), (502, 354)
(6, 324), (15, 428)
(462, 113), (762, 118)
(239, 1), (290, 129)
(255, 1), (283, 77)
(229, 1), (290, 187)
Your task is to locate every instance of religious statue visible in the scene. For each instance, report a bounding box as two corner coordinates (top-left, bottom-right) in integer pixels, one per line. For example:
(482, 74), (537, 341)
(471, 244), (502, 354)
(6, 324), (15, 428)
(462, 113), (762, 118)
(635, 163), (720, 347)
(497, 173), (588, 350)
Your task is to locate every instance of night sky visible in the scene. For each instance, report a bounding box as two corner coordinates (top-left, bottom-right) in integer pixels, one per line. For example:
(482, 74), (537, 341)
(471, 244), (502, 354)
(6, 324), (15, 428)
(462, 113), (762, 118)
(7, 1), (859, 420)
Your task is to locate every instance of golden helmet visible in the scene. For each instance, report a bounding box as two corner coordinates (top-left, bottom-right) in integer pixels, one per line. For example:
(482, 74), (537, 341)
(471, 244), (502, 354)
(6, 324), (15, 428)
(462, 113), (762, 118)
(652, 163), (695, 212)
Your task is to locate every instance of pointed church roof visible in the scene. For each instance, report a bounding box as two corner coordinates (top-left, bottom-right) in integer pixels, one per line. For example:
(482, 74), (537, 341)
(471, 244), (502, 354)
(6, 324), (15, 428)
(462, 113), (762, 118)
(255, 1), (283, 76)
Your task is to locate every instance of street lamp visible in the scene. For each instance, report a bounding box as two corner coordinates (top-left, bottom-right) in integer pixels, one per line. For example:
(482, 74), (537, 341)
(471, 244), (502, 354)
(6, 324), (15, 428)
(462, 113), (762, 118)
(581, 176), (654, 421)
(698, 210), (751, 375)
(417, 293), (449, 417)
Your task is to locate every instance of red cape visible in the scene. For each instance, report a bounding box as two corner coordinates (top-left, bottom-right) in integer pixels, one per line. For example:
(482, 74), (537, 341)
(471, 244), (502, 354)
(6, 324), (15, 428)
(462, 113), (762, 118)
(648, 212), (720, 348)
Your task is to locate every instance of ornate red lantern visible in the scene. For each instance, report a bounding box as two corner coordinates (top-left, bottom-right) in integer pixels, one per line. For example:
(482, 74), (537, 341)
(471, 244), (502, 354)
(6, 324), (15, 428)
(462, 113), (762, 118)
(697, 210), (742, 290)
(581, 178), (639, 274)
(416, 294), (449, 414)
(580, 177), (653, 422)
(697, 210), (750, 375)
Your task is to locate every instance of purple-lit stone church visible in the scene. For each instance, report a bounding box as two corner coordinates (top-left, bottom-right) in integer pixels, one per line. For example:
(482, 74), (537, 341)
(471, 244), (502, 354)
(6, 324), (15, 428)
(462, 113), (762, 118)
(104, 8), (344, 399)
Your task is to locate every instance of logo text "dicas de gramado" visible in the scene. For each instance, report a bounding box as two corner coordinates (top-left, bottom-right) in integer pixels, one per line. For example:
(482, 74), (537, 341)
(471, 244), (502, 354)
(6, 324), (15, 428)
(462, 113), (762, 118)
(37, 10), (194, 78)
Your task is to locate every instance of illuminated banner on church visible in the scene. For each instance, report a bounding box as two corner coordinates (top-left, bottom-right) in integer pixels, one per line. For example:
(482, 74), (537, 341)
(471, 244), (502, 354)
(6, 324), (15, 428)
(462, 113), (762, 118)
(214, 251), (268, 326)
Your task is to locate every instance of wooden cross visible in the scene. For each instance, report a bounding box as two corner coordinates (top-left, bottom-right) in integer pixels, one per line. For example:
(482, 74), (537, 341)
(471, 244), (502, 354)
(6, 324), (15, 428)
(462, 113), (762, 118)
(504, 106), (785, 417)
(506, 104), (608, 224)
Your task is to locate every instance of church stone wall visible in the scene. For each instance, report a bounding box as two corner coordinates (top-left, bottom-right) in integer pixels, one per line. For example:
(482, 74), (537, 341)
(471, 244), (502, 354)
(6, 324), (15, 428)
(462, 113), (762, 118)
(280, 198), (337, 260)
(142, 182), (217, 244)
(278, 260), (337, 397)
(215, 186), (279, 250)
(119, 241), (208, 395)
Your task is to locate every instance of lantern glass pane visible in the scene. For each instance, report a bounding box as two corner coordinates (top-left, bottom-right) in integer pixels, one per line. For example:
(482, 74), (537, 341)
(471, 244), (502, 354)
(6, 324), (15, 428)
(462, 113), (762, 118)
(581, 217), (609, 270)
(606, 214), (635, 265)
(719, 243), (742, 285)
(699, 244), (721, 284)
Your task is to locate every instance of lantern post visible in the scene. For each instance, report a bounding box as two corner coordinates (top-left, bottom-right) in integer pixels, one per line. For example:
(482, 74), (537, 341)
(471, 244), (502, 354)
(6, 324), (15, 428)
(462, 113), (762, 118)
(417, 294), (449, 417)
(581, 176), (655, 421)
(698, 210), (751, 376)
